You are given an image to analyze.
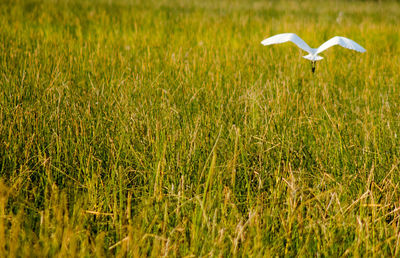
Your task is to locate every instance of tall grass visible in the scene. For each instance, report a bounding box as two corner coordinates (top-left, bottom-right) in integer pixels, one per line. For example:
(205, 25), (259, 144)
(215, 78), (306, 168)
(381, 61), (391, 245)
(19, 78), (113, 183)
(1, 0), (400, 256)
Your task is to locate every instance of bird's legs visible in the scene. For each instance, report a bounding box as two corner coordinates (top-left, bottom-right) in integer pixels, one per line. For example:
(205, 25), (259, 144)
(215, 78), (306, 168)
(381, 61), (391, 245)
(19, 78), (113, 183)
(311, 61), (316, 73)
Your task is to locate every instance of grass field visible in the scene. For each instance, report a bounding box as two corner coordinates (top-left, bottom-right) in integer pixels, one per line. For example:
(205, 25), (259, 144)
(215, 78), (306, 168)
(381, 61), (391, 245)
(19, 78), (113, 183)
(1, 0), (400, 256)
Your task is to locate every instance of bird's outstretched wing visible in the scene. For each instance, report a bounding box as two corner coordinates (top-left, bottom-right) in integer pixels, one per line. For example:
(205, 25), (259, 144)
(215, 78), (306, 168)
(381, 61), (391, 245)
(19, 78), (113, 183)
(261, 33), (313, 54)
(316, 36), (366, 54)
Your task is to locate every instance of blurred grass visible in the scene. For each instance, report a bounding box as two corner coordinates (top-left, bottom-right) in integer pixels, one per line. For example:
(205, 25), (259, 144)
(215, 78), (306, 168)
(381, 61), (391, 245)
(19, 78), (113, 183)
(1, 0), (400, 256)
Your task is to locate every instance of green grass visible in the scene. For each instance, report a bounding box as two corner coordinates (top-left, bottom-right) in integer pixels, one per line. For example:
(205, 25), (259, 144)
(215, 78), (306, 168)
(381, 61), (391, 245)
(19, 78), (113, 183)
(1, 0), (400, 256)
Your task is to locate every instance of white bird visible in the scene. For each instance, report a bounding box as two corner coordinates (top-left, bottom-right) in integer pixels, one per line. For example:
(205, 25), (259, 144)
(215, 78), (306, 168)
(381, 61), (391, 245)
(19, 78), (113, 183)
(261, 33), (366, 73)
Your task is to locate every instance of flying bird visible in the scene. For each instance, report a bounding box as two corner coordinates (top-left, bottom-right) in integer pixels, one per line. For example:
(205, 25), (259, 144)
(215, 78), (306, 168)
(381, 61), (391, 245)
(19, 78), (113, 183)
(261, 33), (366, 73)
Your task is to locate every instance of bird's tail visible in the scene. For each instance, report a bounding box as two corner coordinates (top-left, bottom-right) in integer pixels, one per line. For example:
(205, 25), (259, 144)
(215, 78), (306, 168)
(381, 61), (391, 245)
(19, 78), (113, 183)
(303, 54), (323, 61)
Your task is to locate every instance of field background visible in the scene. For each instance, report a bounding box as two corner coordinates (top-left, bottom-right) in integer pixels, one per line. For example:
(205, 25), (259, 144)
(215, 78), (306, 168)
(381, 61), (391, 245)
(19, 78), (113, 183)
(1, 0), (400, 256)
